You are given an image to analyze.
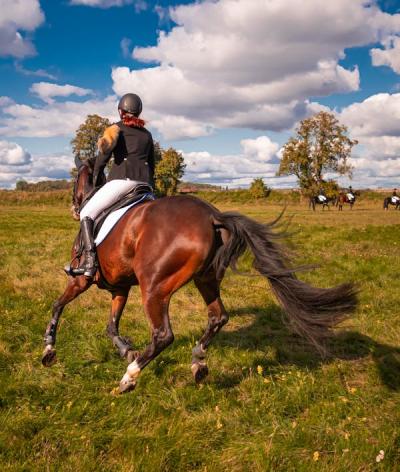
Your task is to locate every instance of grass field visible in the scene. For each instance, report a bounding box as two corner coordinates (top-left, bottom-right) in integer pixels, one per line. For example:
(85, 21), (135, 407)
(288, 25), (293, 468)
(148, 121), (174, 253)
(0, 196), (399, 471)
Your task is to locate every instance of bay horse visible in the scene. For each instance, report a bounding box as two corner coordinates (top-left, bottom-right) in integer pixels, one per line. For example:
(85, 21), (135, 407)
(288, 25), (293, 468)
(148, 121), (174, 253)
(337, 192), (357, 211)
(309, 195), (336, 211)
(42, 158), (357, 393)
(383, 196), (400, 210)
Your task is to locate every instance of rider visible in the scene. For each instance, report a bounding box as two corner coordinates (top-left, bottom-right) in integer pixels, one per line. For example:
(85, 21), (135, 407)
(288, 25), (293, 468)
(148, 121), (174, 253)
(347, 185), (355, 201)
(74, 93), (155, 278)
(392, 188), (399, 203)
(317, 187), (327, 202)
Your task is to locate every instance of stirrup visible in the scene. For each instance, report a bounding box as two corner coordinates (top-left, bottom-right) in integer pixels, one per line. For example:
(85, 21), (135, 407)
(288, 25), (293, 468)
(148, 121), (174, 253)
(64, 264), (86, 276)
(63, 262), (97, 277)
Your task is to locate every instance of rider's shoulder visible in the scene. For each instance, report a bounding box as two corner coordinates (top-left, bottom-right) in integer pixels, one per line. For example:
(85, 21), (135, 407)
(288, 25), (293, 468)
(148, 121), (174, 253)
(98, 123), (121, 154)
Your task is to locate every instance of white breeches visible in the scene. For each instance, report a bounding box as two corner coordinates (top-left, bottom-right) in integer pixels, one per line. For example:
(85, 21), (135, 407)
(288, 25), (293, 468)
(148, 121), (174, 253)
(80, 179), (145, 220)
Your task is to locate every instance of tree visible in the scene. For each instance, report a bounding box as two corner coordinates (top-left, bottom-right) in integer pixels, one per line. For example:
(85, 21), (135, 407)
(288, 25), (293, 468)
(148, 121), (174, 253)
(71, 114), (111, 163)
(154, 147), (186, 196)
(15, 179), (28, 191)
(277, 111), (357, 195)
(249, 178), (270, 199)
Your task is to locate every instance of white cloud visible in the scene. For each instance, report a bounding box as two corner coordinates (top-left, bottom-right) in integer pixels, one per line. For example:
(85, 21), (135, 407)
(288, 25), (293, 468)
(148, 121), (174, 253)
(70, 0), (147, 10)
(0, 140), (31, 166)
(371, 35), (400, 73)
(14, 62), (57, 80)
(341, 93), (400, 149)
(0, 152), (73, 189)
(0, 95), (117, 138)
(0, 96), (14, 107)
(110, 0), (400, 139)
(0, 0), (44, 58)
(120, 38), (132, 58)
(183, 135), (285, 187)
(339, 93), (400, 186)
(30, 82), (94, 104)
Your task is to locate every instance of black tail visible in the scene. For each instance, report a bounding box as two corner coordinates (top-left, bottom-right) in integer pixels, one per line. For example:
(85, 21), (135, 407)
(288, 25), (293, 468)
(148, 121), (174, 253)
(212, 212), (357, 353)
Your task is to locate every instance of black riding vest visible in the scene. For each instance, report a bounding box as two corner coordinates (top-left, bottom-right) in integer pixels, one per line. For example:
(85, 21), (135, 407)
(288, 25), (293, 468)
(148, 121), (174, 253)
(94, 121), (155, 186)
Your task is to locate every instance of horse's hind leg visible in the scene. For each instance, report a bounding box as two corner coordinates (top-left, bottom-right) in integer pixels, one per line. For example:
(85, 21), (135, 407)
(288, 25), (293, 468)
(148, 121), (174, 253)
(106, 289), (137, 361)
(42, 276), (91, 366)
(119, 288), (174, 393)
(191, 272), (229, 383)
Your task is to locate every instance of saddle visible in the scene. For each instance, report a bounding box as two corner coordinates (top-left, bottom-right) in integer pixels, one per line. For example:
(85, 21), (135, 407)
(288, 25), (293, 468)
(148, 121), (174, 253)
(92, 184), (154, 240)
(66, 184), (154, 275)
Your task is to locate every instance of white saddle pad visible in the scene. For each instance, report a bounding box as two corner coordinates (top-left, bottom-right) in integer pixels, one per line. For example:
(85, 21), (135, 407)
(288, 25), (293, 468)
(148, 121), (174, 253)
(95, 194), (149, 246)
(392, 196), (399, 203)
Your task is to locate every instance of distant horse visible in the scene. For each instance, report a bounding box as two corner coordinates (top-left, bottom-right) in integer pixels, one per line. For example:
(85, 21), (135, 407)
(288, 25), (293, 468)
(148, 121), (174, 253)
(309, 195), (336, 211)
(337, 192), (357, 211)
(42, 158), (357, 393)
(383, 196), (400, 210)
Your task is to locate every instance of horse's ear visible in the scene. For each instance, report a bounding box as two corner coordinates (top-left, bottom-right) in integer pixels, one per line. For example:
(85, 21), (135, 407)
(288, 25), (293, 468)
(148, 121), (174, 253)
(86, 156), (96, 170)
(74, 155), (83, 170)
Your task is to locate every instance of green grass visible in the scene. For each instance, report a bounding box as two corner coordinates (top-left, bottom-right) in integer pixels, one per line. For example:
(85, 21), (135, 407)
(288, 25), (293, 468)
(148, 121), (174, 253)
(0, 199), (400, 471)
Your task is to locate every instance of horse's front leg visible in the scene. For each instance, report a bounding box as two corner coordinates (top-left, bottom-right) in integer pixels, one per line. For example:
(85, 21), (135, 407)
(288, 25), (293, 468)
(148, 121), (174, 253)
(118, 287), (174, 393)
(191, 272), (229, 383)
(42, 276), (91, 366)
(106, 289), (137, 362)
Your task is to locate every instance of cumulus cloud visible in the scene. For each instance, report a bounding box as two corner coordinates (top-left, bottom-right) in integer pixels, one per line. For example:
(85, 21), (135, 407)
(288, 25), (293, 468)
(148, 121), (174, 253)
(340, 93), (400, 186)
(0, 0), (44, 58)
(371, 36), (400, 73)
(0, 152), (73, 189)
(110, 0), (400, 139)
(30, 82), (94, 104)
(183, 135), (286, 187)
(70, 0), (147, 10)
(0, 95), (117, 138)
(0, 140), (31, 166)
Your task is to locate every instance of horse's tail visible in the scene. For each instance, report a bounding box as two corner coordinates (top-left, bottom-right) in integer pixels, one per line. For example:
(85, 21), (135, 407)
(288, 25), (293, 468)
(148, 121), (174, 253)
(212, 212), (357, 353)
(383, 198), (388, 209)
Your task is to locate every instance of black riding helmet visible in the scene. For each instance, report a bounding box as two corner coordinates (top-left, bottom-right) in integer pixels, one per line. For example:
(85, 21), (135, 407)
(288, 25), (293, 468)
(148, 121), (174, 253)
(118, 93), (142, 117)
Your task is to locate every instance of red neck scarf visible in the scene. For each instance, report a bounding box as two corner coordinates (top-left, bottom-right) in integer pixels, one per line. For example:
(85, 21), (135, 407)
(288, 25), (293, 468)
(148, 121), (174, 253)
(120, 111), (145, 128)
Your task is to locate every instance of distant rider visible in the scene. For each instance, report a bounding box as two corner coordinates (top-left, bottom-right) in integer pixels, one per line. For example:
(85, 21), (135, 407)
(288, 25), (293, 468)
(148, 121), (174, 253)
(72, 93), (155, 278)
(347, 185), (355, 201)
(392, 188), (400, 204)
(317, 188), (327, 203)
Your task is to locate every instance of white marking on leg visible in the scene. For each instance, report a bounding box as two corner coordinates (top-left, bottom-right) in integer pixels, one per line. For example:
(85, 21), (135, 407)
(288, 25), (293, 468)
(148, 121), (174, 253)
(44, 344), (54, 354)
(120, 359), (141, 386)
(127, 360), (141, 378)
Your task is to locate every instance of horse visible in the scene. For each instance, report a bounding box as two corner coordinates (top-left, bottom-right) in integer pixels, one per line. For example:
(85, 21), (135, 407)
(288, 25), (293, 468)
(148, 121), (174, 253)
(336, 192), (357, 211)
(309, 195), (336, 211)
(383, 196), (400, 210)
(41, 158), (357, 393)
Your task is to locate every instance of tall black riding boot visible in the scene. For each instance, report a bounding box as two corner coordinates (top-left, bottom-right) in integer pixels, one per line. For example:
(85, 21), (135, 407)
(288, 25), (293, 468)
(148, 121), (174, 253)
(80, 216), (97, 278)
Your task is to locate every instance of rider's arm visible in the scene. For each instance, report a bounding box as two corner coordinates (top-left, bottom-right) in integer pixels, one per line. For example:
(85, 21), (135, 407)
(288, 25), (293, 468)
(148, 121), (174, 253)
(93, 124), (120, 186)
(93, 151), (111, 187)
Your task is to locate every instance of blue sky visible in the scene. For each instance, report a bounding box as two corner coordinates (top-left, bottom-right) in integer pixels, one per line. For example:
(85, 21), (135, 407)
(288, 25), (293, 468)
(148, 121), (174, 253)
(1, 0), (400, 188)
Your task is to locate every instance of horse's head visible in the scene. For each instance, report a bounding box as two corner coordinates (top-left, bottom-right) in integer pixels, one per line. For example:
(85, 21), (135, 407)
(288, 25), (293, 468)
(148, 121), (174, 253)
(71, 156), (96, 220)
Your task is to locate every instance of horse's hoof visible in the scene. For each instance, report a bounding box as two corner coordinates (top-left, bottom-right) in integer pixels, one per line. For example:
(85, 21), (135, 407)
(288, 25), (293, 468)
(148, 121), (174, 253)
(191, 362), (209, 384)
(42, 346), (57, 367)
(125, 350), (140, 364)
(118, 379), (136, 394)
